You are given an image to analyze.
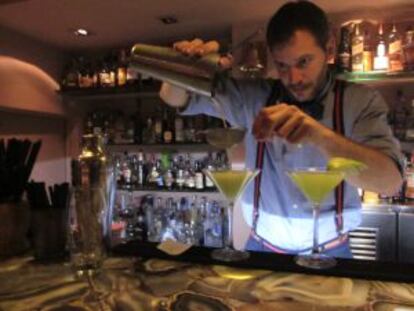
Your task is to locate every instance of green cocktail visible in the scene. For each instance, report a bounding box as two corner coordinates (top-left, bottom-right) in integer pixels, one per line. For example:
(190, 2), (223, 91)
(204, 169), (260, 262)
(288, 168), (345, 269)
(289, 170), (345, 204)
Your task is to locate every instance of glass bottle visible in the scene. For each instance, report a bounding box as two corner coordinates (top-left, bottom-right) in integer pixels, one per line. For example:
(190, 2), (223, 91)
(337, 26), (351, 73)
(388, 23), (403, 72)
(70, 134), (110, 276)
(351, 23), (364, 72)
(117, 49), (127, 87)
(403, 26), (414, 71)
(373, 23), (389, 71)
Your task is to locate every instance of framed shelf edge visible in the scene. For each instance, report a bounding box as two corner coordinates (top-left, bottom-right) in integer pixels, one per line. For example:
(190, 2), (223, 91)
(106, 143), (222, 153)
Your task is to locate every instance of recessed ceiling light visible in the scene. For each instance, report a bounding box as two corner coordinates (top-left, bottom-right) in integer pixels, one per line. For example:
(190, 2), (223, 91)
(74, 28), (89, 36)
(159, 16), (178, 25)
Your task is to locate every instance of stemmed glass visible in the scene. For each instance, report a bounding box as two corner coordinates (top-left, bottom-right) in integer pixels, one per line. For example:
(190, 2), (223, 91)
(204, 169), (260, 262)
(287, 167), (345, 269)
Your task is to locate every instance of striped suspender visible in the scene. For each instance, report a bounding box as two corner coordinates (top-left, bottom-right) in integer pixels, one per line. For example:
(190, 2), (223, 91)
(252, 80), (346, 240)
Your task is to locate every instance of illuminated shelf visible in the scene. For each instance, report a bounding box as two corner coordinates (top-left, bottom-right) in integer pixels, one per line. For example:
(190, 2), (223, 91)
(106, 143), (222, 153)
(338, 71), (414, 83)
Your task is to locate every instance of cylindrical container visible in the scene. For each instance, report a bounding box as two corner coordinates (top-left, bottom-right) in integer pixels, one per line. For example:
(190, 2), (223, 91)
(0, 202), (30, 257)
(69, 134), (110, 276)
(130, 43), (225, 98)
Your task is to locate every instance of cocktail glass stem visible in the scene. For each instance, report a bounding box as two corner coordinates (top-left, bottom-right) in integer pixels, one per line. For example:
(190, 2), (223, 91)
(312, 203), (321, 255)
(224, 202), (234, 250)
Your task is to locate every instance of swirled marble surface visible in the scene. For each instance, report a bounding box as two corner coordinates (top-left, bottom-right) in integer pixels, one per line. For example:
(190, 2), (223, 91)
(0, 256), (413, 310)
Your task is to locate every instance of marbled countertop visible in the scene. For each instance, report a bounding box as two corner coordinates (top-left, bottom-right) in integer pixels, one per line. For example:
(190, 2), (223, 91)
(0, 256), (414, 310)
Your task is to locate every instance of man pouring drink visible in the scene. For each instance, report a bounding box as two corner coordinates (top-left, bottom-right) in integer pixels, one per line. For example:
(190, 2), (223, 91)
(156, 1), (403, 263)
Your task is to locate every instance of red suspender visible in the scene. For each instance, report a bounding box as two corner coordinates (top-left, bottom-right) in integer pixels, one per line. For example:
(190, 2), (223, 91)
(333, 80), (346, 233)
(252, 80), (346, 242)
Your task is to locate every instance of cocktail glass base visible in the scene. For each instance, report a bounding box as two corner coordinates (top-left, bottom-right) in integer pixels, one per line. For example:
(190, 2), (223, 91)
(211, 248), (250, 262)
(295, 253), (336, 269)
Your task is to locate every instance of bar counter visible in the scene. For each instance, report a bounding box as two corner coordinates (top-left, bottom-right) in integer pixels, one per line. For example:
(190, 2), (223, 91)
(1, 242), (414, 310)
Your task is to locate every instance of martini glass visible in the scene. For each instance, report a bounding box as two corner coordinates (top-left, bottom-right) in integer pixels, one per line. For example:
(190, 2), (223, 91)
(204, 169), (260, 262)
(288, 168), (345, 269)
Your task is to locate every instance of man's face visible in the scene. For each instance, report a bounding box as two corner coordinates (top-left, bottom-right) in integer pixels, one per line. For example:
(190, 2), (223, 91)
(270, 30), (329, 102)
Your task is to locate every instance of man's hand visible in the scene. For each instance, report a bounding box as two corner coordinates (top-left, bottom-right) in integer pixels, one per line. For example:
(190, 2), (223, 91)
(173, 39), (233, 69)
(160, 39), (233, 107)
(252, 104), (330, 145)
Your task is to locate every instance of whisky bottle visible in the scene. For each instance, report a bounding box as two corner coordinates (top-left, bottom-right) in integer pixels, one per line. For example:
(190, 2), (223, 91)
(351, 23), (364, 72)
(388, 23), (403, 72)
(337, 27), (351, 72)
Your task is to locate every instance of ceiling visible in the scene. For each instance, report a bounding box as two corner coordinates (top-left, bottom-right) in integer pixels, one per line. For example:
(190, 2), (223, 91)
(0, 0), (414, 52)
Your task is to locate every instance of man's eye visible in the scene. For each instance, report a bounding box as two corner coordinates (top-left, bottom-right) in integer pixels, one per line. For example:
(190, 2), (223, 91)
(297, 58), (311, 68)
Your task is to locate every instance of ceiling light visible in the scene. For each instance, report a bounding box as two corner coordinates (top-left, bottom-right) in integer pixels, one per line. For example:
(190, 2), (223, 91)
(74, 28), (89, 36)
(159, 16), (178, 25)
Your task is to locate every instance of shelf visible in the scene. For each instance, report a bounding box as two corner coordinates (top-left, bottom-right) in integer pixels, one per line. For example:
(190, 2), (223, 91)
(338, 71), (414, 84)
(58, 85), (160, 101)
(106, 143), (222, 153)
(117, 187), (219, 196)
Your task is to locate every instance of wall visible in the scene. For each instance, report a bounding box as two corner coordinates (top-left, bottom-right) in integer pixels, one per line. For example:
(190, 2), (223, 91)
(0, 26), (68, 185)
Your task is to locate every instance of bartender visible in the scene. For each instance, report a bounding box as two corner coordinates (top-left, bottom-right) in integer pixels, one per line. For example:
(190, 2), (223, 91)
(159, 1), (403, 258)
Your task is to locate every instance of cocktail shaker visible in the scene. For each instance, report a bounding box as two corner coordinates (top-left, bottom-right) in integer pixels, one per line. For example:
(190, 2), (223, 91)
(130, 43), (226, 97)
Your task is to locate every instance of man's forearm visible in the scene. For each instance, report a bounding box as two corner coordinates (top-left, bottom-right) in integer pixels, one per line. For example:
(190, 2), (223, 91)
(317, 130), (403, 195)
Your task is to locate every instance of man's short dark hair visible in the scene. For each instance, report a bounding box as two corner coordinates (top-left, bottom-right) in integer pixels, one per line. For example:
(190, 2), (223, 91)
(266, 1), (330, 51)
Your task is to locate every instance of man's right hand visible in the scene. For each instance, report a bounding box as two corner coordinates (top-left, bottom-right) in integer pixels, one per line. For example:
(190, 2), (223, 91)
(159, 39), (233, 108)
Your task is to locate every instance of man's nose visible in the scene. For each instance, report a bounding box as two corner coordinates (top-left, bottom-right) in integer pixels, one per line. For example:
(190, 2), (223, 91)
(289, 67), (303, 85)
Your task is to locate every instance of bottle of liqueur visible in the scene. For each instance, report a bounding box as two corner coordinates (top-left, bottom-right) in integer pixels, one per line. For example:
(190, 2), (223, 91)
(388, 23), (403, 72)
(373, 23), (389, 71)
(162, 108), (174, 144)
(337, 26), (351, 73)
(362, 30), (373, 72)
(136, 151), (146, 189)
(351, 23), (364, 72)
(194, 161), (205, 190)
(117, 49), (128, 87)
(174, 111), (185, 143)
(403, 26), (414, 71)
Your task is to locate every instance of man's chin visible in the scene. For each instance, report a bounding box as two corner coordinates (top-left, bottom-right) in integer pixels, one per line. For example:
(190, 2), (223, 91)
(289, 90), (313, 102)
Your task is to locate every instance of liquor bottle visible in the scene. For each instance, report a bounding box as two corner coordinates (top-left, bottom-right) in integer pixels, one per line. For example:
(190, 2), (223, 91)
(84, 113), (94, 135)
(195, 161), (204, 190)
(337, 26), (351, 73)
(388, 23), (403, 72)
(117, 49), (128, 87)
(175, 156), (186, 190)
(373, 23), (389, 71)
(113, 111), (126, 144)
(204, 153), (216, 189)
(136, 151), (145, 188)
(403, 26), (414, 71)
(124, 116), (135, 144)
(184, 154), (195, 190)
(184, 117), (196, 143)
(142, 117), (155, 144)
(194, 115), (206, 143)
(162, 108), (174, 144)
(121, 152), (132, 189)
(174, 111), (185, 143)
(203, 200), (223, 248)
(92, 112), (103, 136)
(351, 23), (364, 72)
(362, 30), (373, 72)
(65, 58), (80, 89)
(98, 58), (111, 88)
(154, 108), (163, 144)
(135, 196), (149, 241)
(108, 53), (117, 88)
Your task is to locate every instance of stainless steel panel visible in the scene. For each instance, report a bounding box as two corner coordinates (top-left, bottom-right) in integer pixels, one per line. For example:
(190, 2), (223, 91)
(398, 212), (414, 264)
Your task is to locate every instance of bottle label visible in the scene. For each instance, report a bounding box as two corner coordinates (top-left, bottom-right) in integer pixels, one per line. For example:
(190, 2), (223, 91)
(389, 40), (402, 55)
(352, 42), (363, 57)
(163, 131), (173, 143)
(195, 172), (204, 189)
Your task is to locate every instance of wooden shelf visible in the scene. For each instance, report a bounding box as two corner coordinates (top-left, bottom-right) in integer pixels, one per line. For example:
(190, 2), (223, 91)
(106, 143), (222, 153)
(338, 71), (414, 84)
(58, 85), (160, 101)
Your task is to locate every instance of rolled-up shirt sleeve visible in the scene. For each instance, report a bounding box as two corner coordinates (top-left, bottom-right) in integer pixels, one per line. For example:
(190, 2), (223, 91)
(180, 77), (273, 129)
(350, 86), (404, 175)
